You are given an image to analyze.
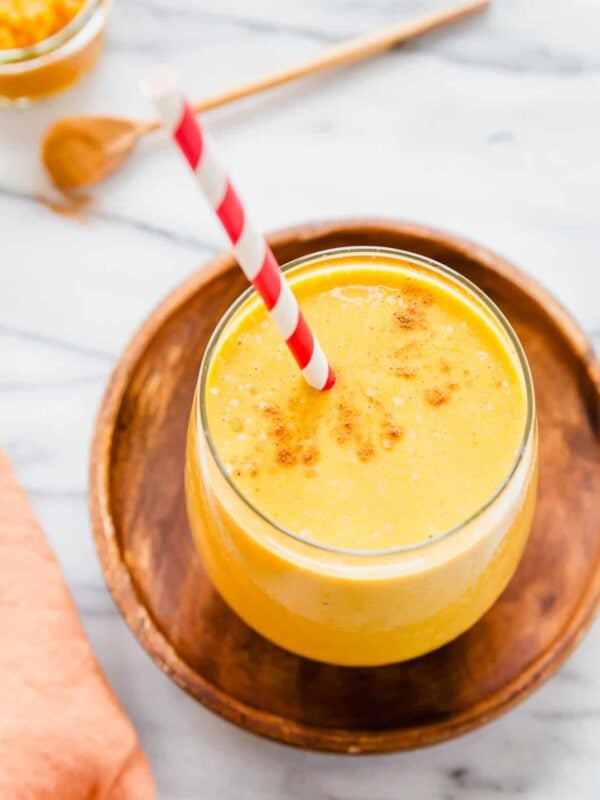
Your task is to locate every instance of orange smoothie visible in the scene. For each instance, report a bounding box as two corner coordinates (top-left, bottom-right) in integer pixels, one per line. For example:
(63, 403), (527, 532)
(186, 248), (537, 665)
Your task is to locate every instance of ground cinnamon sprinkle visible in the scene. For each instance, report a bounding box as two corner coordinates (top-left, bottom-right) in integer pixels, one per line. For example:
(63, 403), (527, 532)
(261, 401), (321, 470)
(273, 424), (288, 441)
(425, 378), (461, 407)
(395, 367), (417, 379)
(425, 387), (450, 407)
(403, 281), (434, 306)
(357, 443), (375, 462)
(334, 402), (356, 444)
(393, 282), (434, 331)
(383, 422), (403, 440)
(394, 341), (421, 357)
(255, 386), (406, 471)
(394, 309), (422, 330)
(392, 340), (422, 379)
(302, 446), (319, 465)
(276, 448), (296, 466)
(333, 395), (405, 461)
(261, 404), (282, 420)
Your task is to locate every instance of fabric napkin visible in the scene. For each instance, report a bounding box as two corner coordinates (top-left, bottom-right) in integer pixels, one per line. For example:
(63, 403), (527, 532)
(0, 450), (156, 799)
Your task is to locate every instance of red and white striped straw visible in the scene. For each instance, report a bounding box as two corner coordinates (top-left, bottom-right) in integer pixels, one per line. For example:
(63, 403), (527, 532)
(145, 69), (335, 392)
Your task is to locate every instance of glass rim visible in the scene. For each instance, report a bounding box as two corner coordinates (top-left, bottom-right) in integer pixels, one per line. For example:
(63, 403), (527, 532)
(0, 0), (101, 65)
(196, 246), (535, 558)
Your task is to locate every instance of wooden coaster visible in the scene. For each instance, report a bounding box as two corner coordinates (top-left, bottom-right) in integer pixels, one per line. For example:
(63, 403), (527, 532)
(90, 219), (600, 753)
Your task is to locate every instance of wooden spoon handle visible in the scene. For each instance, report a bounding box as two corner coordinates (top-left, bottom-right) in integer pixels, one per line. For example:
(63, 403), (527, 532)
(144, 0), (488, 134)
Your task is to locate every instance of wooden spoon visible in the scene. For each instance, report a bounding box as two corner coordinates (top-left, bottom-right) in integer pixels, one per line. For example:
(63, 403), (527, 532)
(42, 0), (489, 190)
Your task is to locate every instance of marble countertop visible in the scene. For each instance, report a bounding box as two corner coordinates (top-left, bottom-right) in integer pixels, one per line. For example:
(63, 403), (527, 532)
(2, 0), (600, 797)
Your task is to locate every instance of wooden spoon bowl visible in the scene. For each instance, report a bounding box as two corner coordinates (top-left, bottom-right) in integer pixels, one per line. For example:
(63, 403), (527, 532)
(41, 116), (149, 190)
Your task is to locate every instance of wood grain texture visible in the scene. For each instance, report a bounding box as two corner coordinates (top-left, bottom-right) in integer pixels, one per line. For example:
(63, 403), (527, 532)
(90, 219), (600, 753)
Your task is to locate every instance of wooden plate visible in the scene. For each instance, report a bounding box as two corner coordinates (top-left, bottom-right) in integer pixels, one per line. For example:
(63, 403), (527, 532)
(90, 219), (600, 753)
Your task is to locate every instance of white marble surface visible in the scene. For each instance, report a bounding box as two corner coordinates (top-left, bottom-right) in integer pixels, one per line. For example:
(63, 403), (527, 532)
(2, 0), (600, 797)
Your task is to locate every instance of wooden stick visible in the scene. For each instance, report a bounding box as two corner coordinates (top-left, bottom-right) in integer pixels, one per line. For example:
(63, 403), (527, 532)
(144, 0), (489, 133)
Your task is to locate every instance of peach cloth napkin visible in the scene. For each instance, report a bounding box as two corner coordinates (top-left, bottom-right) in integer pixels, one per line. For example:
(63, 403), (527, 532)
(0, 450), (156, 799)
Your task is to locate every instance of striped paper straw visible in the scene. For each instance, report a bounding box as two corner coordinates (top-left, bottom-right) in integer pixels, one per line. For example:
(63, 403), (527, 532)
(145, 69), (335, 392)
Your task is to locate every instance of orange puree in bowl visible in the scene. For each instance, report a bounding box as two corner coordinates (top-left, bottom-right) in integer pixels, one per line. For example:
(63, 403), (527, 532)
(0, 0), (85, 49)
(0, 0), (105, 104)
